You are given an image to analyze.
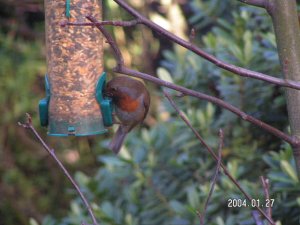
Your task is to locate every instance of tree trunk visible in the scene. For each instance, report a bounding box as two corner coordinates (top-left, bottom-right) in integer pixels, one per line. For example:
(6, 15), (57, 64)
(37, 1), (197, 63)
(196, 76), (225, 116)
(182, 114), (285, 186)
(269, 0), (300, 177)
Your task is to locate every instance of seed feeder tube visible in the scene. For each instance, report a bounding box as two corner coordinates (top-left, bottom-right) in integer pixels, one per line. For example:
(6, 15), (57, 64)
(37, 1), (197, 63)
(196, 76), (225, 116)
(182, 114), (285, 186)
(39, 0), (113, 136)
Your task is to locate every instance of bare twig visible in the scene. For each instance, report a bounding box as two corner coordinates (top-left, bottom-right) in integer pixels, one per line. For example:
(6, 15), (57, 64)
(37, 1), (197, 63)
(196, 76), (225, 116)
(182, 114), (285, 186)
(252, 210), (265, 225)
(238, 0), (266, 8)
(112, 0), (300, 91)
(61, 19), (142, 27)
(163, 92), (274, 225)
(260, 176), (273, 225)
(189, 28), (196, 43)
(199, 130), (224, 225)
(122, 67), (298, 147)
(18, 114), (99, 225)
(86, 15), (299, 149)
(86, 16), (124, 69)
(86, 13), (277, 224)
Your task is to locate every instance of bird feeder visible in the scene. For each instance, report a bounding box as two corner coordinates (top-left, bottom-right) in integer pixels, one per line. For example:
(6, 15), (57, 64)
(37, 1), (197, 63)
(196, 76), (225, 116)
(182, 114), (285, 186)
(39, 0), (113, 136)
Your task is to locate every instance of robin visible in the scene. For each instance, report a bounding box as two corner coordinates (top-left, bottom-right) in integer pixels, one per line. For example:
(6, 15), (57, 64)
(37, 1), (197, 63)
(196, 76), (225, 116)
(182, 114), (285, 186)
(104, 76), (150, 154)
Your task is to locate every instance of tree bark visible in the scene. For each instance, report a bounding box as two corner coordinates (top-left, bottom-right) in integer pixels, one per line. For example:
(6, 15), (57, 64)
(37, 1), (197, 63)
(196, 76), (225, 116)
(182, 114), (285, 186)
(269, 0), (300, 177)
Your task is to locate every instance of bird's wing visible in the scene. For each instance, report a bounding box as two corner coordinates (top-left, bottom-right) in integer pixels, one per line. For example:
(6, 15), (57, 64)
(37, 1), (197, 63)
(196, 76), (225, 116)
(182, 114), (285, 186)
(142, 93), (150, 121)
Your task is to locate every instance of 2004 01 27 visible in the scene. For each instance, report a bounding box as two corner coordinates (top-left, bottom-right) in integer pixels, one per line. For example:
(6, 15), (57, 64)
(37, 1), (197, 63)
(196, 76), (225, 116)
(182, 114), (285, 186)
(227, 198), (275, 208)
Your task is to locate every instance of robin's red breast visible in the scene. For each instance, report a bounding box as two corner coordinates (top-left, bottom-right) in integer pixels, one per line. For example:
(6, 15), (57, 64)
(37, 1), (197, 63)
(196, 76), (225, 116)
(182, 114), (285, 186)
(104, 76), (150, 154)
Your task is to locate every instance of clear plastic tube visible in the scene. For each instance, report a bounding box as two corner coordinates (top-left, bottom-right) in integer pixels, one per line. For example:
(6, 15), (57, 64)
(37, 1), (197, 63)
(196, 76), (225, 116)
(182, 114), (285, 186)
(44, 0), (104, 136)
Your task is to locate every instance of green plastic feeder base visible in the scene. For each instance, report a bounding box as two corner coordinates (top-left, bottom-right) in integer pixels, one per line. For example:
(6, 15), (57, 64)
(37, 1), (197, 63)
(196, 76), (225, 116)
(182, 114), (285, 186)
(48, 117), (107, 137)
(39, 72), (113, 137)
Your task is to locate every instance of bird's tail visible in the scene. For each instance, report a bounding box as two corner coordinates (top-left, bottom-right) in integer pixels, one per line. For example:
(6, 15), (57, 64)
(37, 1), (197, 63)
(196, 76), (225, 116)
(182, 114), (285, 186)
(109, 126), (128, 154)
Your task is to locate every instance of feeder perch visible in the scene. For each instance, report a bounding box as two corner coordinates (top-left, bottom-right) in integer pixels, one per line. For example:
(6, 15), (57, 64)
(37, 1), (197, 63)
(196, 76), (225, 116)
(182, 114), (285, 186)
(40, 0), (113, 136)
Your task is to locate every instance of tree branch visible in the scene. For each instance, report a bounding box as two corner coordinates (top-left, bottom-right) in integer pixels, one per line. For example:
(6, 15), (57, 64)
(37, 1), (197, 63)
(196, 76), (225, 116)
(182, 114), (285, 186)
(269, 0), (300, 177)
(252, 210), (265, 225)
(260, 176), (273, 225)
(61, 19), (142, 28)
(163, 92), (274, 225)
(112, 0), (300, 91)
(86, 15), (299, 148)
(122, 66), (299, 146)
(238, 0), (266, 8)
(18, 114), (99, 225)
(86, 16), (124, 69)
(199, 129), (224, 225)
(85, 14), (277, 224)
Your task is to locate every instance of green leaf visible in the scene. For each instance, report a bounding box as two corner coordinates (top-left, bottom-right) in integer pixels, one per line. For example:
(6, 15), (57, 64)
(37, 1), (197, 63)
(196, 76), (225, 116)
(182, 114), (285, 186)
(157, 67), (174, 83)
(169, 200), (186, 214)
(243, 31), (253, 64)
(280, 160), (299, 183)
(186, 186), (200, 209)
(297, 197), (300, 206)
(98, 156), (125, 167)
(29, 218), (39, 225)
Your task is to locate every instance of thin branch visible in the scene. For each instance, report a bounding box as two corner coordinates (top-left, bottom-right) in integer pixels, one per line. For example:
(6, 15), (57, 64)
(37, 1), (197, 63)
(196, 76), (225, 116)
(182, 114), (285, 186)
(163, 91), (214, 153)
(163, 92), (274, 225)
(85, 15), (300, 148)
(61, 19), (142, 27)
(199, 129), (224, 225)
(86, 16), (124, 69)
(189, 28), (196, 43)
(112, 0), (300, 91)
(18, 114), (99, 225)
(252, 210), (265, 225)
(84, 14), (277, 224)
(123, 67), (298, 146)
(260, 176), (273, 225)
(238, 0), (266, 8)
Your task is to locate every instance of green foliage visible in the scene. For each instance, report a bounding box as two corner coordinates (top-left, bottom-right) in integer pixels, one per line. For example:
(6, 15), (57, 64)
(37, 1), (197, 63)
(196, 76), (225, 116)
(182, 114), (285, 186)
(43, 141), (300, 225)
(263, 144), (300, 224)
(0, 33), (45, 124)
(0, 31), (88, 224)
(0, 12), (106, 225)
(188, 0), (237, 30)
(41, 5), (299, 224)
